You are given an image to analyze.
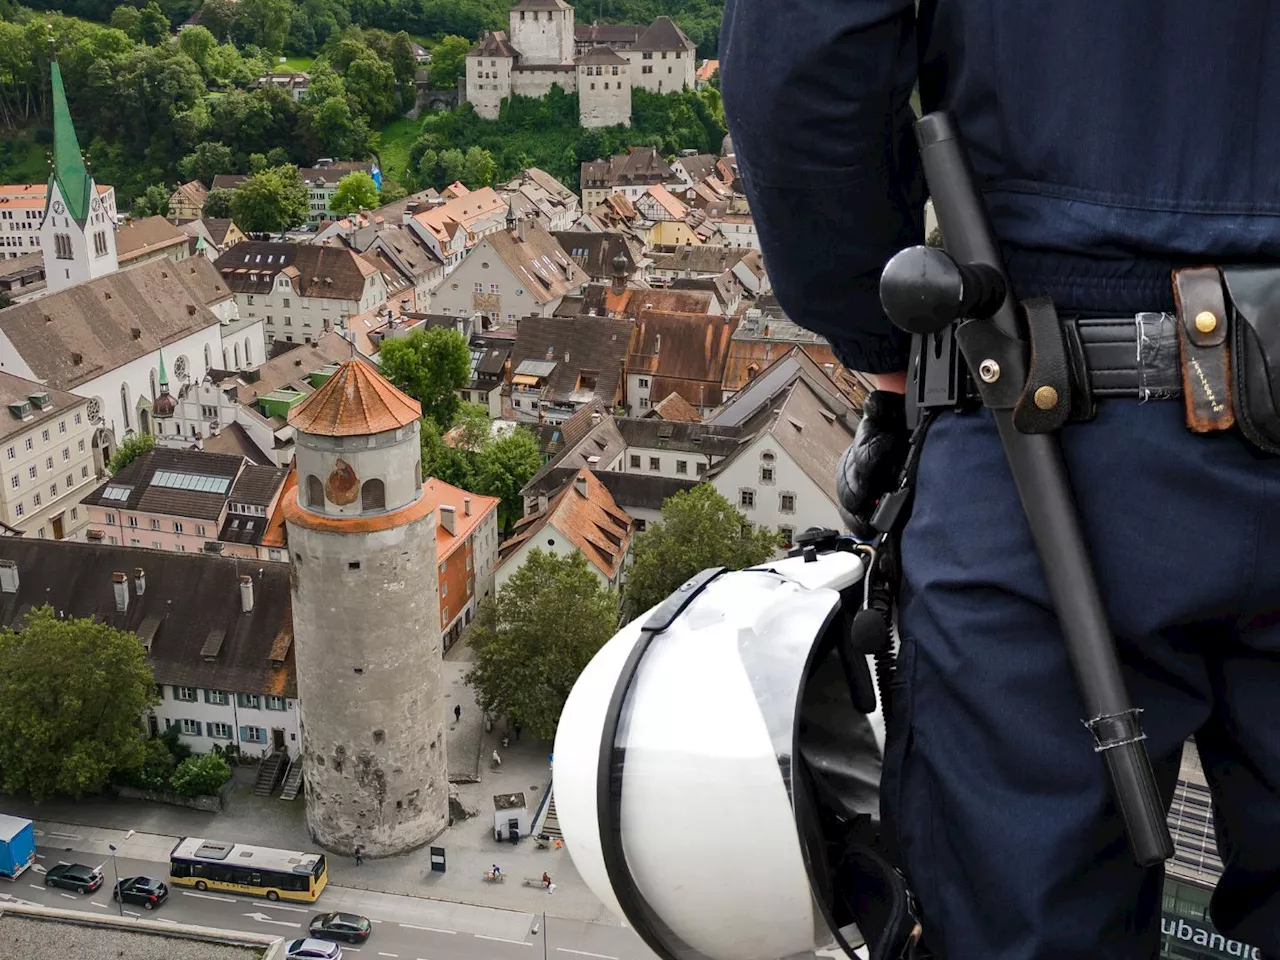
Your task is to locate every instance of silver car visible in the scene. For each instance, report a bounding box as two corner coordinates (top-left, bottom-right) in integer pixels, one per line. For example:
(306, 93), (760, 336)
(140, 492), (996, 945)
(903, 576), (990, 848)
(285, 938), (343, 960)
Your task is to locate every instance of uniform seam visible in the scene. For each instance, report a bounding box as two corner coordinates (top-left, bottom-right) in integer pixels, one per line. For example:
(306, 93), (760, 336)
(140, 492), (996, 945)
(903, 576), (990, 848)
(1234, 468), (1264, 625)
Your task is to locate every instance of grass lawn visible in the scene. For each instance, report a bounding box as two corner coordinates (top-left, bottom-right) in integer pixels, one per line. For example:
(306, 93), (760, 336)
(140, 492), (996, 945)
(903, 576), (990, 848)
(378, 116), (422, 184)
(272, 56), (315, 74)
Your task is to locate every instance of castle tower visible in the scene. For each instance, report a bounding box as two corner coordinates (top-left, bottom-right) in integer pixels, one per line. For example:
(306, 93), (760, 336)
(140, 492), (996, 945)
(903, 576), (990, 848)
(509, 0), (574, 65)
(577, 46), (632, 128)
(40, 60), (118, 294)
(283, 360), (448, 856)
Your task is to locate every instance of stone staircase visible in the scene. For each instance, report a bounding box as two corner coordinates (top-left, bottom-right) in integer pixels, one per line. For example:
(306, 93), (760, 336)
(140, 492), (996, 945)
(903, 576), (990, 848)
(254, 752), (286, 798)
(279, 757), (303, 801)
(540, 793), (562, 840)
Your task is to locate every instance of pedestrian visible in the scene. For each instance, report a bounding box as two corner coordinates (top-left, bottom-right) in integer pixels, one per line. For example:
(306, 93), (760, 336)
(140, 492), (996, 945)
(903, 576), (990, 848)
(721, 3), (1280, 959)
(513, 721), (522, 742)
(454, 704), (461, 723)
(492, 749), (502, 768)
(354, 845), (363, 867)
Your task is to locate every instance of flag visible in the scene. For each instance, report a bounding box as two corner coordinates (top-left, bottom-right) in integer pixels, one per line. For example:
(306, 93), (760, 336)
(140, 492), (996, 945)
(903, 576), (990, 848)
(371, 163), (383, 191)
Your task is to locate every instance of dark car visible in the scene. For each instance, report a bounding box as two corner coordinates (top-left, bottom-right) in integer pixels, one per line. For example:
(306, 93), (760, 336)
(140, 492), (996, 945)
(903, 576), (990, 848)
(44, 863), (103, 893)
(113, 876), (169, 909)
(308, 912), (372, 943)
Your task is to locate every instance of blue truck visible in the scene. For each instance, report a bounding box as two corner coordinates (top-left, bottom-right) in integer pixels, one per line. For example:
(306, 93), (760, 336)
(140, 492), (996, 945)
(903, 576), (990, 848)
(0, 815), (36, 880)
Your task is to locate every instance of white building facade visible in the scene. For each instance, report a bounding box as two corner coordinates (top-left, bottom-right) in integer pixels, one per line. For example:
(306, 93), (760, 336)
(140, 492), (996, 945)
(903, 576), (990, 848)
(152, 684), (301, 760)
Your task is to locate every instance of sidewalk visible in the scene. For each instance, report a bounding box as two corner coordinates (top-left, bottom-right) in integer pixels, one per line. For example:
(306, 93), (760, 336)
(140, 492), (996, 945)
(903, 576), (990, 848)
(3, 710), (615, 925)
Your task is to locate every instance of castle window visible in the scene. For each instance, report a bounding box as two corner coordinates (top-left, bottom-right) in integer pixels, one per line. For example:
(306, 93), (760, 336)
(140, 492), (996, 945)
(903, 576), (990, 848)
(53, 233), (73, 260)
(361, 478), (386, 511)
(306, 474), (324, 507)
(612, 66), (619, 75)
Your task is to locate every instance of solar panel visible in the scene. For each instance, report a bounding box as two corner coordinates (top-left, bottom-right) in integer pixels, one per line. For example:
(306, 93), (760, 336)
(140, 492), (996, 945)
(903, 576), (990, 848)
(152, 470), (231, 495)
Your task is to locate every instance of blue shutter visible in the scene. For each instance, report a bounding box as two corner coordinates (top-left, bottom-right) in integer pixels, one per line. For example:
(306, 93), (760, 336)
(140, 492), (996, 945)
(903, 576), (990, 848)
(172, 685), (181, 699)
(193, 721), (202, 736)
(203, 689), (211, 704)
(239, 725), (249, 742)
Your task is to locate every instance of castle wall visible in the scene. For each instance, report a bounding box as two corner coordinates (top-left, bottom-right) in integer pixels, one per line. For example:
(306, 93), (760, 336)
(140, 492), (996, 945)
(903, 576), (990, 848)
(624, 49), (696, 94)
(466, 54), (512, 120)
(509, 6), (574, 64)
(511, 66), (577, 99)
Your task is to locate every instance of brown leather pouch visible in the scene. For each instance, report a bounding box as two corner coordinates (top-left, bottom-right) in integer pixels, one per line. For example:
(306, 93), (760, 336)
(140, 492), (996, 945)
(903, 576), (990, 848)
(1172, 266), (1234, 433)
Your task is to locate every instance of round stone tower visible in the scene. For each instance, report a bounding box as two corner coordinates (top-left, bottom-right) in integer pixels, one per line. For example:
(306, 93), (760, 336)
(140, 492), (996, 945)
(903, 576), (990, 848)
(283, 359), (448, 857)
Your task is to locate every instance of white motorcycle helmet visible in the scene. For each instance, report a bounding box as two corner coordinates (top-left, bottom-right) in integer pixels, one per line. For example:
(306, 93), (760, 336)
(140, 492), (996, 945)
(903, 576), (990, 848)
(553, 531), (921, 960)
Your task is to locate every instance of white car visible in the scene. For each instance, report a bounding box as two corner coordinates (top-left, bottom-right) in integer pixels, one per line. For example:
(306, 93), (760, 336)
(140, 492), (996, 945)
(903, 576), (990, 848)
(285, 939), (343, 960)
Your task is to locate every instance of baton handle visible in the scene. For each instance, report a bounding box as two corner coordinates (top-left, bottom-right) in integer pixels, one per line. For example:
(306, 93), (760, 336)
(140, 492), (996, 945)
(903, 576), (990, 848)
(911, 112), (1174, 867)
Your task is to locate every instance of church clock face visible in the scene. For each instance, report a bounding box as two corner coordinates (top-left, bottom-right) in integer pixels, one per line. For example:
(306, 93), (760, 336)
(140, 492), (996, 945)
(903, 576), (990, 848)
(91, 197), (101, 212)
(51, 200), (65, 215)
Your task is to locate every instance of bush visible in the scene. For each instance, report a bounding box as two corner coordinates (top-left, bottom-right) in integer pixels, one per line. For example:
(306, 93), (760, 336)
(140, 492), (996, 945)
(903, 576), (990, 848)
(169, 753), (233, 797)
(113, 737), (176, 791)
(158, 724), (192, 763)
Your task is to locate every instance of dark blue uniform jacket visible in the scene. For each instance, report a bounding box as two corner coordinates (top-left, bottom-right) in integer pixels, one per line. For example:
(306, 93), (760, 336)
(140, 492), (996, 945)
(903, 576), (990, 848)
(721, 0), (1280, 373)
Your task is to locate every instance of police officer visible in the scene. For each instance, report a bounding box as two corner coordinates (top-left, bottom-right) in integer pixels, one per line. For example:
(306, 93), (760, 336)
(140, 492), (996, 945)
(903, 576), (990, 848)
(721, 3), (1280, 959)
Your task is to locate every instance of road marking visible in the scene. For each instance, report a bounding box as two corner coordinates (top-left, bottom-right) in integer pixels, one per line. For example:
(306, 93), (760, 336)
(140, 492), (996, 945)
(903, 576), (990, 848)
(28, 885), (43, 891)
(124, 910), (140, 917)
(557, 950), (618, 959)
(48, 832), (80, 840)
(35, 853), (44, 859)
(32, 829), (44, 837)
(377, 953), (399, 958)
(90, 902), (108, 910)
(399, 925), (454, 935)
(154, 918), (177, 924)
(60, 893), (77, 900)
(243, 911), (302, 928)
(370, 918), (383, 923)
(251, 901), (309, 912)
(182, 891), (237, 903)
(474, 935), (532, 946)
(32, 864), (46, 874)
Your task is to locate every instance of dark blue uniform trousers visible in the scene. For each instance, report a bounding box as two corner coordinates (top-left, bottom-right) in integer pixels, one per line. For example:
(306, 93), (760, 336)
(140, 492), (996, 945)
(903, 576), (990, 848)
(891, 397), (1280, 959)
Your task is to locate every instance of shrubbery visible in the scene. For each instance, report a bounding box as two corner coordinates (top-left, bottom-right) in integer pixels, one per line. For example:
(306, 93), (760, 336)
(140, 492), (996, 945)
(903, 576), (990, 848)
(169, 753), (233, 797)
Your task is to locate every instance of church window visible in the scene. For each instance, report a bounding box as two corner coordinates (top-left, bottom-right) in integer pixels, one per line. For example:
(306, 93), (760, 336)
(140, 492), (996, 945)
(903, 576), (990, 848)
(361, 479), (386, 511)
(150, 369), (158, 399)
(243, 338), (251, 366)
(53, 233), (72, 260)
(120, 384), (131, 430)
(93, 231), (108, 257)
(204, 344), (213, 370)
(174, 355), (189, 380)
(306, 474), (324, 507)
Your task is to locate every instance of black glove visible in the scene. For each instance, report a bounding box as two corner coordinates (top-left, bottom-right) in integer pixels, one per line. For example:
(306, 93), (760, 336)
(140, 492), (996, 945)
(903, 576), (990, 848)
(836, 390), (911, 540)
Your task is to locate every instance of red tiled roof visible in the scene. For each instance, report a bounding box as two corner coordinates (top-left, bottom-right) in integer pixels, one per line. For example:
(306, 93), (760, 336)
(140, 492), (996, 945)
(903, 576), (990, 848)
(288, 360), (421, 437)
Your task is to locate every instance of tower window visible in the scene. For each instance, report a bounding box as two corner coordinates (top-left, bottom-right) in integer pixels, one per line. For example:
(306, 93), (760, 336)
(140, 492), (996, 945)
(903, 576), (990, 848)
(53, 233), (73, 260)
(361, 478), (386, 511)
(306, 474), (324, 507)
(93, 231), (108, 257)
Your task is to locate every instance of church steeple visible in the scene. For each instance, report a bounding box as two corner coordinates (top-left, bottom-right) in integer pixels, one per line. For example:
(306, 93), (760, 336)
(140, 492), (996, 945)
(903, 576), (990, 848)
(48, 59), (92, 226)
(158, 348), (169, 389)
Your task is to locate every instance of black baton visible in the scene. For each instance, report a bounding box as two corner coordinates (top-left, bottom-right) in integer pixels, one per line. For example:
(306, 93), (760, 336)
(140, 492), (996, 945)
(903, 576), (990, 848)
(879, 112), (1174, 868)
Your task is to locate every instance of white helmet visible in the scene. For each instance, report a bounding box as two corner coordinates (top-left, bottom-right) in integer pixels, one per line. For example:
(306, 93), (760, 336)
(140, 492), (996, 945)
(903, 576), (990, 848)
(553, 531), (921, 960)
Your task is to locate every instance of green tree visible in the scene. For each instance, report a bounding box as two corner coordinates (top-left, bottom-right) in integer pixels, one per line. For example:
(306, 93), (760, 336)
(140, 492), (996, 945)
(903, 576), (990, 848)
(176, 24), (217, 71)
(137, 1), (171, 45)
(343, 53), (398, 126)
(231, 0), (293, 53)
(450, 401), (491, 453)
(389, 30), (417, 91)
(438, 148), (465, 186)
(169, 753), (233, 796)
(622, 484), (782, 621)
(131, 184), (172, 218)
(378, 178), (408, 204)
(420, 417), (478, 491)
(178, 141), (234, 186)
(330, 171), (380, 214)
(231, 164), (309, 233)
(108, 5), (142, 40)
(114, 737), (176, 791)
(299, 58), (346, 106)
(464, 550), (617, 739)
(203, 187), (236, 218)
(378, 326), (471, 429)
(462, 146), (496, 188)
(0, 606), (157, 801)
(109, 432), (156, 474)
(429, 35), (470, 91)
(476, 426), (542, 532)
(0, 290), (13, 310)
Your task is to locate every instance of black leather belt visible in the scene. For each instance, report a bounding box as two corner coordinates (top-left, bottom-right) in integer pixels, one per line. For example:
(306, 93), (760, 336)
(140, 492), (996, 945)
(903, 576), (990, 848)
(955, 311), (1183, 404)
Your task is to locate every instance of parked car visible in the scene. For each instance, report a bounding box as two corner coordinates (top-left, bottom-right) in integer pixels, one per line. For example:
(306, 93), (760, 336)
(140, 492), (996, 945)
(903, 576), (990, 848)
(285, 939), (344, 960)
(308, 912), (372, 943)
(44, 863), (103, 893)
(113, 876), (169, 909)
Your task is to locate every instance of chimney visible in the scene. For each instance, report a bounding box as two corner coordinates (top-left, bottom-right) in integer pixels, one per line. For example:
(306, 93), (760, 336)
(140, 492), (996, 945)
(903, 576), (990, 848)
(112, 571), (129, 613)
(537, 493), (549, 514)
(0, 559), (17, 594)
(440, 504), (456, 536)
(574, 474), (588, 497)
(240, 574), (254, 613)
(464, 496), (472, 516)
(134, 567), (146, 596)
(517, 216), (527, 244)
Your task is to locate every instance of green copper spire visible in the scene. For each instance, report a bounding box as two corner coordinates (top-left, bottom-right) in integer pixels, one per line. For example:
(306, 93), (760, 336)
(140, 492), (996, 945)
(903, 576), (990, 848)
(195, 232), (208, 255)
(48, 60), (92, 224)
(158, 348), (169, 388)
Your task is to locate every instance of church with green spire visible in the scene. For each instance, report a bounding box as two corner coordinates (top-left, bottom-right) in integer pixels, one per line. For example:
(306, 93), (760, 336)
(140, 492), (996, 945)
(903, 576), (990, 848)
(40, 59), (118, 293)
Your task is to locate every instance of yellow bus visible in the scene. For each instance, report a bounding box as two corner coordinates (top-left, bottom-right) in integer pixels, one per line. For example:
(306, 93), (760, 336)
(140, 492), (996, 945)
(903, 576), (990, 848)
(168, 838), (328, 903)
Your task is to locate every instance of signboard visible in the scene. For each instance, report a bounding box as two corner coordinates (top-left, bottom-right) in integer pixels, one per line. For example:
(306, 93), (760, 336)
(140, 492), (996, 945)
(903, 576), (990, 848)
(429, 846), (446, 874)
(1161, 914), (1269, 960)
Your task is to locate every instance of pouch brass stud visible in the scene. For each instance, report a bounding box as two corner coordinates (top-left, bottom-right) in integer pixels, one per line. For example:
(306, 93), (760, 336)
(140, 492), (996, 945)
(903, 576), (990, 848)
(1033, 385), (1059, 410)
(1195, 310), (1218, 334)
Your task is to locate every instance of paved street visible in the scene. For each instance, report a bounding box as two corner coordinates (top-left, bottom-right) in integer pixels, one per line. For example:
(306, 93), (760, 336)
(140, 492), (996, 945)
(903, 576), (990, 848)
(0, 836), (652, 960)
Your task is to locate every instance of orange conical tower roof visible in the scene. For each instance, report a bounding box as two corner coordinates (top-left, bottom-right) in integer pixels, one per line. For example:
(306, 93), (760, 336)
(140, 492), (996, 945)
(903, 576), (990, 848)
(288, 359), (421, 437)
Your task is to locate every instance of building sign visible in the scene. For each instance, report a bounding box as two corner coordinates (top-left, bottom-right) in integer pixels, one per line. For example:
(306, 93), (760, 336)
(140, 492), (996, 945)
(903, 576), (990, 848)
(1162, 914), (1269, 960)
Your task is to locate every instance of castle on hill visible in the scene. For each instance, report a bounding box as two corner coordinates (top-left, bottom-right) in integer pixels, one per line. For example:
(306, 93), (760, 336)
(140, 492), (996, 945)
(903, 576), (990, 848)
(464, 0), (697, 128)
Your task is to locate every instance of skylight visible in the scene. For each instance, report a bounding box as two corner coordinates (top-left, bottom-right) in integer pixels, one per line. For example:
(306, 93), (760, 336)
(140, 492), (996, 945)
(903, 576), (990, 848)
(102, 485), (131, 501)
(152, 470), (232, 494)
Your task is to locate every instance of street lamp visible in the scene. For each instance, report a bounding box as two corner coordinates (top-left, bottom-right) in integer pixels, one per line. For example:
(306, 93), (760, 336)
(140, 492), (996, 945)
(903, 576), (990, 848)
(107, 829), (135, 917)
